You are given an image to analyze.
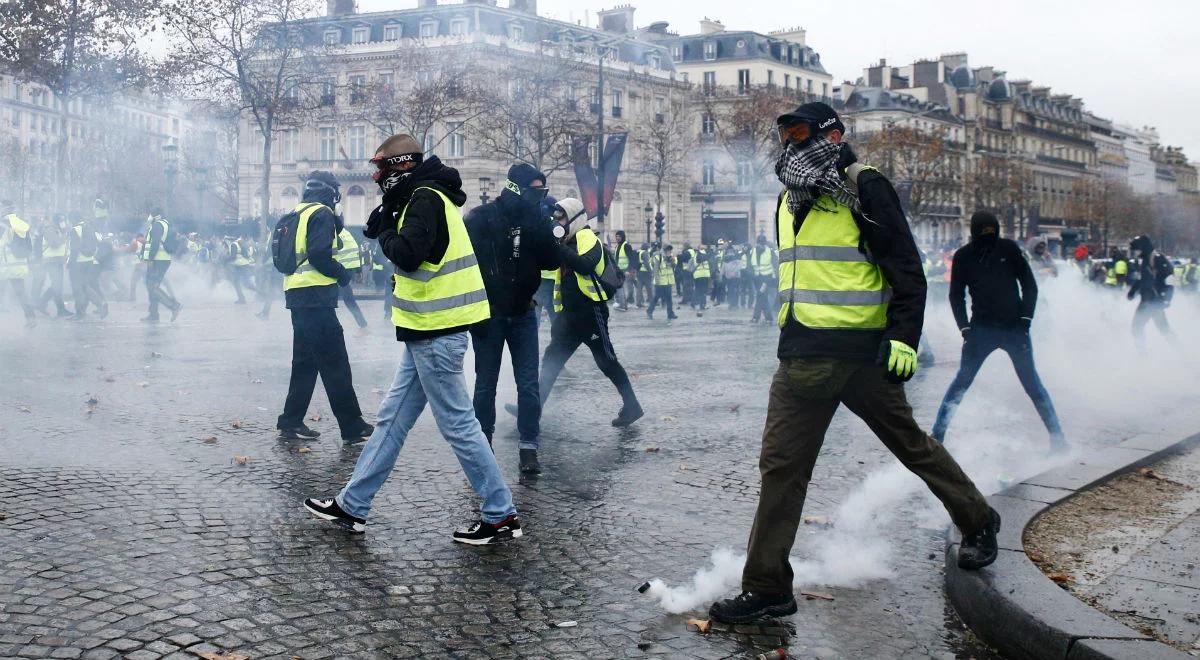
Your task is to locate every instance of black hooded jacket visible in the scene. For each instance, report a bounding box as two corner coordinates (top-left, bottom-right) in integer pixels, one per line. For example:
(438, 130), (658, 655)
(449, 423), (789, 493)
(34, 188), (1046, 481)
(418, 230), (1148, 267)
(365, 156), (471, 340)
(284, 188), (349, 309)
(775, 145), (928, 361)
(949, 236), (1037, 330)
(463, 191), (561, 317)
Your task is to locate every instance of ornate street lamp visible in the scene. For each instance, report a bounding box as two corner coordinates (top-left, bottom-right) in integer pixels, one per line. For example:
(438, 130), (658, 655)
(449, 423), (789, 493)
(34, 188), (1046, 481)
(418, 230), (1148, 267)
(478, 176), (493, 205)
(643, 202), (653, 244)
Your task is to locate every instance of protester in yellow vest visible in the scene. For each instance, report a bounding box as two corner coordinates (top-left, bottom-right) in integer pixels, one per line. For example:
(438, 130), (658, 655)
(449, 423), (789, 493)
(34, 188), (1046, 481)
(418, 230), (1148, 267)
(646, 244), (677, 322)
(710, 102), (998, 626)
(306, 135), (519, 545)
(277, 171), (372, 445)
(66, 214), (107, 320)
(746, 234), (778, 323)
(138, 210), (182, 322)
(636, 242), (652, 308)
(530, 198), (643, 426)
(0, 202), (36, 326)
(35, 215), (70, 317)
(333, 227), (368, 331)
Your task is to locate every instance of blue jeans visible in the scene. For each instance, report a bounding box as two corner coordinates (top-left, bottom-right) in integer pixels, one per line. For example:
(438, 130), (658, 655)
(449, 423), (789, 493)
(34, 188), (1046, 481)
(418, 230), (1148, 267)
(470, 310), (541, 450)
(337, 332), (516, 524)
(931, 325), (1063, 444)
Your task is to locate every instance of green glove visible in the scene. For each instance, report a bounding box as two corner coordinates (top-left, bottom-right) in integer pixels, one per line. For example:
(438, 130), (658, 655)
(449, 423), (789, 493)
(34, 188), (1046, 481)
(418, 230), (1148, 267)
(883, 340), (918, 381)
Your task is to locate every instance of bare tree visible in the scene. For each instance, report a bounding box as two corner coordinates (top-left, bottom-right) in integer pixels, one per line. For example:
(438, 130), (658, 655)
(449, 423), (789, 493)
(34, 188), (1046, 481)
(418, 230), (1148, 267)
(698, 85), (795, 232)
(162, 0), (328, 220)
(964, 151), (1034, 235)
(350, 45), (486, 154)
(855, 124), (960, 224)
(630, 95), (694, 225)
(468, 47), (589, 176)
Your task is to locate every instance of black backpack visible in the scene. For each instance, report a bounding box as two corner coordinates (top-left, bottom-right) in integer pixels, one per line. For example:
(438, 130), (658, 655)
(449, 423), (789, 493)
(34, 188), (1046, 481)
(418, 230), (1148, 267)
(77, 223), (98, 258)
(162, 223), (187, 256)
(6, 228), (31, 259)
(594, 245), (626, 298)
(272, 204), (321, 275)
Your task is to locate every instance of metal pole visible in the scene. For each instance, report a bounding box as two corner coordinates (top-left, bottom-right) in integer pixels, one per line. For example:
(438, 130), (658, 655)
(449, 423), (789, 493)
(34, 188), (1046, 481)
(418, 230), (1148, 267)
(596, 52), (605, 233)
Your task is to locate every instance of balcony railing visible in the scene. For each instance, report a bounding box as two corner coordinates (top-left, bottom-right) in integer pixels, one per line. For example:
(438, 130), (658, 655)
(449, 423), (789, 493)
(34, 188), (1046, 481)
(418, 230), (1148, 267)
(655, 113), (665, 125)
(1035, 153), (1088, 171)
(611, 106), (623, 118)
(1016, 122), (1094, 148)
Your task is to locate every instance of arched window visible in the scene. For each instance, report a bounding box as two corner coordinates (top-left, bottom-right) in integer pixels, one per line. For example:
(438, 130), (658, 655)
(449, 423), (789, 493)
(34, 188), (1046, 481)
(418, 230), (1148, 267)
(344, 185), (367, 226)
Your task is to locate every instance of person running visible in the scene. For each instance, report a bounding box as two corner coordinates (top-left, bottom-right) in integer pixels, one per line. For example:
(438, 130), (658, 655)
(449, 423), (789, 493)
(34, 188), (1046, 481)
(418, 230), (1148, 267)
(930, 211), (1065, 452)
(1126, 234), (1181, 352)
(709, 103), (998, 625)
(304, 135), (520, 544)
(139, 210), (183, 323)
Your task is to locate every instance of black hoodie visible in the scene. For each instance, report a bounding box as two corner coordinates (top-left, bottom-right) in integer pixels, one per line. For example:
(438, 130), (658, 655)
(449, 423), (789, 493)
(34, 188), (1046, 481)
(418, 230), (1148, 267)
(949, 232), (1037, 330)
(463, 189), (561, 317)
(367, 156), (471, 340)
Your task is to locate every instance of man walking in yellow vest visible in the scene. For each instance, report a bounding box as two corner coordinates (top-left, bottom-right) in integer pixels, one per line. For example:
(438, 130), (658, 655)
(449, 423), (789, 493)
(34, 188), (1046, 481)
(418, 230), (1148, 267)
(139, 209), (183, 322)
(0, 201), (36, 327)
(275, 171), (373, 443)
(305, 136), (520, 544)
(709, 103), (998, 624)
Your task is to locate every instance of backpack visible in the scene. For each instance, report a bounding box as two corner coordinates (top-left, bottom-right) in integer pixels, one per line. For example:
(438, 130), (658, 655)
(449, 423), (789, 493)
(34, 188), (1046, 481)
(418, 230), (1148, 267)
(7, 230), (31, 259)
(271, 206), (311, 275)
(77, 223), (98, 258)
(162, 223), (187, 256)
(593, 245), (625, 298)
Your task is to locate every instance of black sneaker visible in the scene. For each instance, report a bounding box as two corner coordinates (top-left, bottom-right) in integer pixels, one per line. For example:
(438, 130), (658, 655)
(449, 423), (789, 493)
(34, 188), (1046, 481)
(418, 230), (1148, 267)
(303, 497), (365, 533)
(278, 424), (321, 440)
(341, 421), (374, 444)
(709, 592), (798, 624)
(452, 515), (523, 545)
(612, 403), (644, 427)
(958, 507), (1001, 570)
(519, 449), (541, 475)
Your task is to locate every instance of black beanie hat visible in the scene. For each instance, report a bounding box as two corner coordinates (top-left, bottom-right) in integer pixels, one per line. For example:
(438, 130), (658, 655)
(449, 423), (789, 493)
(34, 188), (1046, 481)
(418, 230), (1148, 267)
(970, 211), (1000, 239)
(507, 163), (546, 188)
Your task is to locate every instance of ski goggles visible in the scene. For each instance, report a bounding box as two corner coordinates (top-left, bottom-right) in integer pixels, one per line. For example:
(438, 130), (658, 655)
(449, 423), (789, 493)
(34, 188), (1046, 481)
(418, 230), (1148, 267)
(777, 121), (814, 146)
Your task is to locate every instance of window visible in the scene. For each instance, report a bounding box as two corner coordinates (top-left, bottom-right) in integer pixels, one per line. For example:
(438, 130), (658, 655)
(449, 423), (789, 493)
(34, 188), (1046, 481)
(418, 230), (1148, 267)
(702, 161), (715, 185)
(806, 79), (813, 94)
(419, 21), (436, 38)
(737, 69), (750, 94)
(378, 71), (394, 90)
(702, 71), (716, 95)
(348, 125), (366, 160)
(450, 18), (467, 36)
(649, 54), (660, 69)
(320, 81), (336, 106)
(701, 112), (715, 135)
(784, 73), (790, 89)
(737, 162), (753, 188)
(767, 70), (774, 88)
(611, 89), (622, 117)
(447, 121), (465, 158)
(10, 110), (17, 129)
(703, 41), (716, 60)
(349, 74), (366, 103)
(280, 129), (298, 162)
(323, 29), (340, 45)
(422, 131), (435, 152)
(821, 82), (828, 98)
(319, 127), (337, 161)
(383, 24), (400, 41)
(352, 27), (368, 44)
(509, 23), (524, 41)
(671, 45), (680, 60)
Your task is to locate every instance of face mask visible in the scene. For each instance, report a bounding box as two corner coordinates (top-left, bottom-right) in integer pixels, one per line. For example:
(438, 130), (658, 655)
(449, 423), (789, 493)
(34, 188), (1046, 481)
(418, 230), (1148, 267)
(379, 170), (412, 193)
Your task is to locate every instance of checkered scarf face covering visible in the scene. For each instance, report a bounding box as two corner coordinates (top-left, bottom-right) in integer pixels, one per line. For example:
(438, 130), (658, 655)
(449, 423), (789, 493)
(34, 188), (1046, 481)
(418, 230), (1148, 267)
(775, 138), (861, 215)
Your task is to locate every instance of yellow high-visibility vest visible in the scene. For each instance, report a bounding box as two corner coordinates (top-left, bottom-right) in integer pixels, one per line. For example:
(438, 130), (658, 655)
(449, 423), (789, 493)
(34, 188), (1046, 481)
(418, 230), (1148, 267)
(139, 218), (172, 262)
(552, 227), (610, 312)
(283, 203), (338, 291)
(747, 246), (775, 276)
(334, 229), (362, 269)
(776, 186), (890, 330)
(391, 188), (489, 331)
(652, 253), (675, 287)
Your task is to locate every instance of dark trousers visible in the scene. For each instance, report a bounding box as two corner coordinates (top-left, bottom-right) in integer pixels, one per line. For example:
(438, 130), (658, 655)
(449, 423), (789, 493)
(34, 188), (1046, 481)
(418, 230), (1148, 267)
(6, 278), (34, 319)
(647, 284), (675, 319)
(534, 278), (556, 323)
(145, 260), (180, 319)
(931, 326), (1063, 444)
(540, 308), (639, 410)
(636, 272), (652, 307)
(680, 272), (694, 306)
(692, 277), (709, 310)
(620, 271), (638, 309)
(471, 309), (541, 450)
(339, 279), (368, 329)
(129, 261), (146, 301)
(725, 277), (741, 309)
(37, 260), (67, 313)
(278, 306), (363, 432)
(751, 276), (773, 321)
(742, 358), (990, 594)
(68, 262), (105, 316)
(1131, 301), (1179, 351)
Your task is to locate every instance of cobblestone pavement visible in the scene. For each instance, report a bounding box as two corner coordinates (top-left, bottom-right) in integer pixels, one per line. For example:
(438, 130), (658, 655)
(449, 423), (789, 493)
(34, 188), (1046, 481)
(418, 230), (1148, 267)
(2, 285), (1197, 659)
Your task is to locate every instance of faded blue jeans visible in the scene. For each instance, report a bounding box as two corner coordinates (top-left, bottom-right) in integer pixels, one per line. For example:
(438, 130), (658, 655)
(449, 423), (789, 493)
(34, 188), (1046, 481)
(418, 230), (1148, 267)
(337, 331), (517, 524)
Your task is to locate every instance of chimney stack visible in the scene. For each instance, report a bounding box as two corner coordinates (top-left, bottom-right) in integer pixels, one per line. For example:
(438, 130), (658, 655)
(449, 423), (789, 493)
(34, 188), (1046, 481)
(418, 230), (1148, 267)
(597, 5), (636, 34)
(699, 17), (724, 34)
(327, 0), (356, 15)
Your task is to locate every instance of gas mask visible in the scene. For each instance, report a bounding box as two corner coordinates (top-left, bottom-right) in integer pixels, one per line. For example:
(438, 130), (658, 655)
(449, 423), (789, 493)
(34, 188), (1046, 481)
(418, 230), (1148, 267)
(505, 179), (549, 208)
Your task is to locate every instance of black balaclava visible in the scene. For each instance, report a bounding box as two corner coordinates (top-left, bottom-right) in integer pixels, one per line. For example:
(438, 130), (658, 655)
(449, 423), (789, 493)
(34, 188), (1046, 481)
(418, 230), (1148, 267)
(499, 163), (548, 212)
(970, 211), (1000, 245)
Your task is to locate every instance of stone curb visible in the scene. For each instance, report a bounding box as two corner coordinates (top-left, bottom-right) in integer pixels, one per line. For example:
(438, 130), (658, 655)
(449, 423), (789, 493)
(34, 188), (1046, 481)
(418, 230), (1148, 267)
(944, 432), (1200, 660)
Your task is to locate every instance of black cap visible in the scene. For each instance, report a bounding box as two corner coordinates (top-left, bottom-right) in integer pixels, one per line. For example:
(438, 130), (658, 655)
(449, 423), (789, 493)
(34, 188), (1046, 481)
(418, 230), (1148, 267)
(777, 101), (844, 135)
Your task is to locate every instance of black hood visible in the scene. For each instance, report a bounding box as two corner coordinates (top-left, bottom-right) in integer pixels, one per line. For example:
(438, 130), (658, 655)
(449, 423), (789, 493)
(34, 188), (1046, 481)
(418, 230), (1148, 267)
(382, 155), (467, 209)
(970, 211), (1000, 242)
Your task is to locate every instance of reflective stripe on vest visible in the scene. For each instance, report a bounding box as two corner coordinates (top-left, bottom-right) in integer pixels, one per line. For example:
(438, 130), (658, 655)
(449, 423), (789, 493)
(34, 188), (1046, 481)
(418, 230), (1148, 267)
(0, 214), (30, 279)
(552, 228), (608, 312)
(638, 249), (650, 272)
(140, 219), (172, 261)
(334, 229), (362, 269)
(653, 253), (675, 286)
(776, 188), (890, 330)
(616, 241), (629, 270)
(693, 253), (710, 279)
(391, 187), (490, 331)
(71, 225), (95, 264)
(283, 203), (338, 290)
(748, 246), (776, 276)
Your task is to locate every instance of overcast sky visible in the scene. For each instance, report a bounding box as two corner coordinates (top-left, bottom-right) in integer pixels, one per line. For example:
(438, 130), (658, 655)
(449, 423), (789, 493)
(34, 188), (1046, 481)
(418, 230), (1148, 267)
(359, 0), (1200, 159)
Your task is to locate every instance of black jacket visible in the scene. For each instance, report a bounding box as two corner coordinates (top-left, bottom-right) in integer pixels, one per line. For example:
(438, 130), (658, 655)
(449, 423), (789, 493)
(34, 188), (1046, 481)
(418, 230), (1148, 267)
(949, 237), (1037, 330)
(776, 150), (927, 361)
(366, 157), (471, 341)
(464, 193), (560, 318)
(284, 199), (348, 309)
(1127, 253), (1173, 306)
(556, 232), (607, 323)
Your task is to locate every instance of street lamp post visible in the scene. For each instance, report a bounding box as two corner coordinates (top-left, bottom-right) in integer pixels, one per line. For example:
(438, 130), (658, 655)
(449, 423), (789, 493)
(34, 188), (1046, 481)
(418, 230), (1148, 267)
(162, 144), (179, 219)
(478, 176), (493, 206)
(643, 202), (652, 244)
(702, 194), (714, 244)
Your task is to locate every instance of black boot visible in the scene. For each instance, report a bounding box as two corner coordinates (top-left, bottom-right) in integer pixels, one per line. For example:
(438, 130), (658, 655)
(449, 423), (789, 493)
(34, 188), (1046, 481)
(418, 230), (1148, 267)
(519, 448), (541, 475)
(709, 592), (798, 624)
(611, 401), (644, 427)
(958, 507), (1001, 570)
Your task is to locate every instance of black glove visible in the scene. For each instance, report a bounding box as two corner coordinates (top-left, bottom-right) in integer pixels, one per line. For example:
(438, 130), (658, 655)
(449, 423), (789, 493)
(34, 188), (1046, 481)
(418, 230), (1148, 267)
(364, 204), (388, 240)
(1018, 317), (1032, 332)
(336, 271), (352, 288)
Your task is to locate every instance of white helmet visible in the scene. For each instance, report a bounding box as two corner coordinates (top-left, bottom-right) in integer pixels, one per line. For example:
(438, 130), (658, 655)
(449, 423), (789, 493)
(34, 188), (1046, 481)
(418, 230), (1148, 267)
(553, 198), (589, 240)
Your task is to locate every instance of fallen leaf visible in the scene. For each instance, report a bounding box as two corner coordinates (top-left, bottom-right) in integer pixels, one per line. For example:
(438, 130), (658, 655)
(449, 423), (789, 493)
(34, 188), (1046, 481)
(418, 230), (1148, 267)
(191, 652), (250, 660)
(231, 420), (244, 429)
(644, 446), (660, 453)
(309, 413), (321, 422)
(1046, 572), (1072, 584)
(18, 405), (30, 413)
(661, 415), (675, 422)
(297, 447), (311, 454)
(556, 620), (578, 628)
(685, 618), (711, 634)
(1138, 468), (1164, 480)
(85, 396), (99, 406)
(802, 515), (833, 527)
(728, 404), (741, 413)
(251, 379), (263, 384)
(800, 590), (834, 601)
(0, 512), (7, 520)
(201, 437), (218, 444)
(138, 381), (149, 388)
(679, 464), (689, 471)
(150, 351), (163, 358)
(232, 456), (250, 465)
(103, 376), (115, 383)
